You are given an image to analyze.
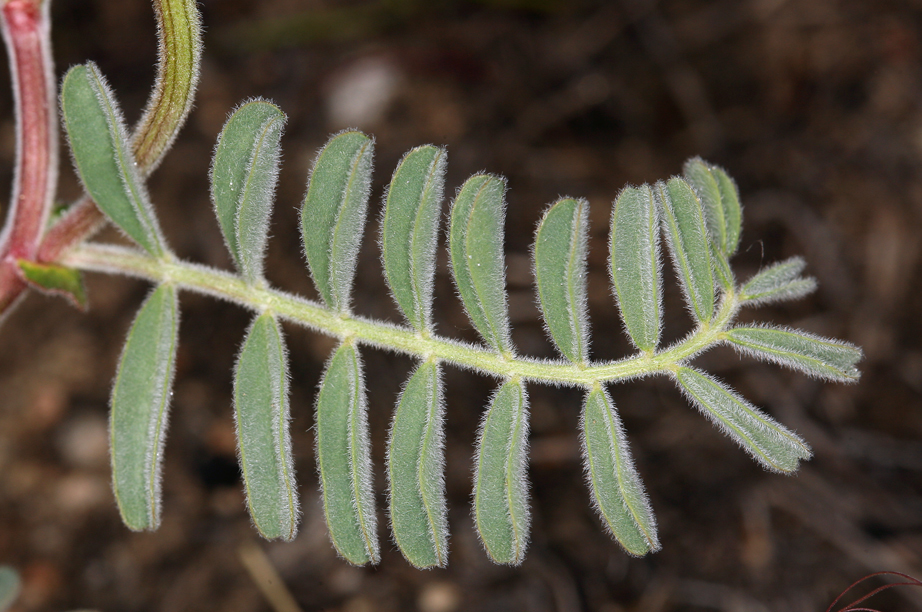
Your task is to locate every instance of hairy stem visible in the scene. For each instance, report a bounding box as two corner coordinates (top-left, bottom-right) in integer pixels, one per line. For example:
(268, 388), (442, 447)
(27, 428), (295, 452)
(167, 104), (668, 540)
(64, 243), (741, 386)
(0, 0), (56, 313)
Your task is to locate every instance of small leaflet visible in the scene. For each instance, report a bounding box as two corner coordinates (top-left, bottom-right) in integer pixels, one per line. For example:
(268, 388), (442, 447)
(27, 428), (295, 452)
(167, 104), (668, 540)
(315, 342), (379, 565)
(61, 63), (166, 257)
(381, 145), (447, 332)
(473, 378), (531, 565)
(674, 367), (812, 472)
(534, 197), (591, 364)
(210, 100), (286, 283)
(580, 387), (659, 556)
(387, 361), (448, 568)
(448, 174), (512, 353)
(683, 157), (727, 254)
(17, 260), (87, 310)
(726, 326), (862, 383)
(656, 178), (715, 323)
(301, 131), (374, 312)
(711, 165), (742, 256)
(234, 313), (298, 541)
(610, 185), (661, 352)
(110, 284), (179, 531)
(740, 257), (817, 306)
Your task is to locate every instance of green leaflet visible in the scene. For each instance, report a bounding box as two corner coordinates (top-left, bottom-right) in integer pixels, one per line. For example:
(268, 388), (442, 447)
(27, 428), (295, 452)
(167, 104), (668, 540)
(580, 387), (659, 556)
(110, 284), (179, 531)
(449, 174), (512, 353)
(301, 131), (374, 311)
(740, 257), (816, 306)
(674, 367), (811, 472)
(387, 361), (448, 568)
(711, 165), (742, 255)
(16, 260), (87, 310)
(610, 185), (661, 353)
(234, 314), (298, 541)
(473, 378), (531, 565)
(211, 100), (286, 282)
(534, 197), (591, 364)
(381, 145), (447, 332)
(656, 178), (715, 322)
(61, 63), (166, 257)
(316, 342), (379, 565)
(683, 158), (726, 253)
(726, 326), (862, 383)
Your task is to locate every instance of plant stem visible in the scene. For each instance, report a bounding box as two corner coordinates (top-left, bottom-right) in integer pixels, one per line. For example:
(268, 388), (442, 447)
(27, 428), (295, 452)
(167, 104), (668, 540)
(0, 0), (56, 312)
(64, 243), (741, 387)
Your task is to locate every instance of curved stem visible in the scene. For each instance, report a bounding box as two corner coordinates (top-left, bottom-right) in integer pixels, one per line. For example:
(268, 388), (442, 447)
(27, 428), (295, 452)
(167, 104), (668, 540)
(64, 243), (741, 387)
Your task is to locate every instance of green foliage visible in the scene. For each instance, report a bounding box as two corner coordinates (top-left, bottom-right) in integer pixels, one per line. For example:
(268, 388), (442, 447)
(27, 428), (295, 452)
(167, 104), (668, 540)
(381, 145), (447, 333)
(110, 284), (179, 531)
(61, 63), (167, 257)
(315, 342), (378, 565)
(657, 177), (715, 322)
(535, 197), (591, 364)
(610, 185), (661, 353)
(387, 360), (448, 568)
(725, 326), (862, 382)
(234, 313), (297, 540)
(473, 378), (530, 565)
(54, 3), (862, 564)
(301, 131), (374, 312)
(673, 367), (811, 473)
(16, 259), (87, 309)
(449, 174), (513, 354)
(211, 100), (285, 283)
(740, 256), (817, 305)
(581, 386), (658, 556)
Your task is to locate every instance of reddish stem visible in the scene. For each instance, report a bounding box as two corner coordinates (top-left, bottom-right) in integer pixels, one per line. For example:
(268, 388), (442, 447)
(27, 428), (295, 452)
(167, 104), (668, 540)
(37, 195), (105, 262)
(0, 0), (55, 259)
(0, 0), (56, 313)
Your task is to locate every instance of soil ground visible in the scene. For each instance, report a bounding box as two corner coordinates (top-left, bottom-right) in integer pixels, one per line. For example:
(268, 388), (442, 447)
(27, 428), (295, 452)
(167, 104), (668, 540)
(1, 0), (922, 610)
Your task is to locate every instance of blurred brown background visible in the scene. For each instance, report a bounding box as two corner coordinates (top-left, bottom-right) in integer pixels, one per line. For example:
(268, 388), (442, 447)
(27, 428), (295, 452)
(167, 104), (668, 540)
(1, 0), (921, 610)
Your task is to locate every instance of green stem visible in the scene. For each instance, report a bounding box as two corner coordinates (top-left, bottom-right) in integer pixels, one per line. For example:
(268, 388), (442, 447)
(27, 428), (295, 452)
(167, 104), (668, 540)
(63, 243), (740, 387)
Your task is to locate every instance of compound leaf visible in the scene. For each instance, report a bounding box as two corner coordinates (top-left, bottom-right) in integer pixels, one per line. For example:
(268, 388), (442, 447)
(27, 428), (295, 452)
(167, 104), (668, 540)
(534, 197), (591, 364)
(656, 178), (714, 322)
(301, 131), (374, 311)
(234, 313), (298, 541)
(473, 378), (530, 565)
(110, 284), (179, 531)
(387, 360), (448, 568)
(674, 367), (811, 472)
(211, 100), (286, 282)
(316, 342), (379, 565)
(581, 387), (659, 556)
(381, 145), (447, 332)
(726, 326), (862, 382)
(61, 63), (166, 257)
(449, 174), (512, 353)
(610, 185), (661, 352)
(740, 257), (816, 306)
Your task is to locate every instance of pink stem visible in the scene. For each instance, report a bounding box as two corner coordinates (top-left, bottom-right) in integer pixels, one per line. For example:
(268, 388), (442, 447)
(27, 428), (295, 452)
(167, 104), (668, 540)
(0, 0), (56, 312)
